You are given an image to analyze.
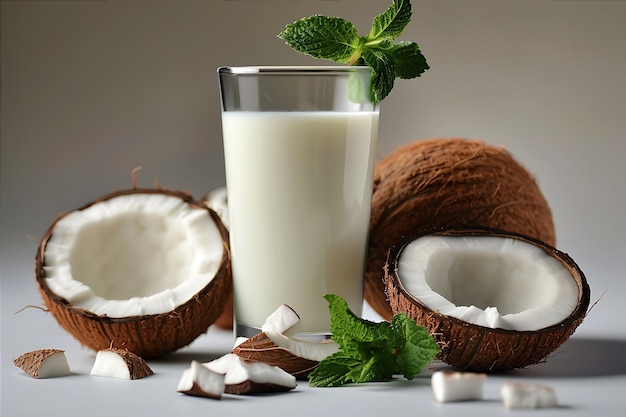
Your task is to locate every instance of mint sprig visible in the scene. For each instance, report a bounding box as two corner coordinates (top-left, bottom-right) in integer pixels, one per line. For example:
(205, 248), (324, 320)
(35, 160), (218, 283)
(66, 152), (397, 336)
(308, 294), (439, 387)
(278, 0), (429, 104)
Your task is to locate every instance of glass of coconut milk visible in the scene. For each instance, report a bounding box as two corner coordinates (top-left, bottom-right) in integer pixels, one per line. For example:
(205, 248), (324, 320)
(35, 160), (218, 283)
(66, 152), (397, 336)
(218, 66), (379, 337)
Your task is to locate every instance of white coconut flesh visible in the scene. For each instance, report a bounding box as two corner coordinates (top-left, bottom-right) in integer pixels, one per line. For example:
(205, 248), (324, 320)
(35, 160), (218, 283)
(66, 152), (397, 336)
(43, 193), (225, 317)
(397, 235), (579, 331)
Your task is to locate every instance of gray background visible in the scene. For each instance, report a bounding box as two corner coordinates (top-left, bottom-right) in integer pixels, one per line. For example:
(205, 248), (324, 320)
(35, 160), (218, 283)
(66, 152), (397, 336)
(1, 1), (625, 416)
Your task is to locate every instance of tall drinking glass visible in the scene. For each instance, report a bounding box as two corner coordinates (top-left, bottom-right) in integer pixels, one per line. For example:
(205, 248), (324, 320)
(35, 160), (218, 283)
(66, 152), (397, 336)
(218, 66), (379, 337)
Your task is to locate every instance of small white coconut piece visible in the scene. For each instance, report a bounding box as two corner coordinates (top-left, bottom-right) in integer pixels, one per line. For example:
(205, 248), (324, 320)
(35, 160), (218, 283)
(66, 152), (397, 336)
(223, 357), (296, 395)
(13, 349), (71, 379)
(90, 348), (153, 380)
(261, 304), (300, 334)
(177, 360), (225, 399)
(204, 353), (240, 375)
(431, 371), (486, 403)
(500, 381), (558, 409)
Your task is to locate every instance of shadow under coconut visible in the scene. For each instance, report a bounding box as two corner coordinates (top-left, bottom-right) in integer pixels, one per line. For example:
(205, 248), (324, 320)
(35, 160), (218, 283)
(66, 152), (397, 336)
(148, 349), (229, 365)
(507, 337), (626, 378)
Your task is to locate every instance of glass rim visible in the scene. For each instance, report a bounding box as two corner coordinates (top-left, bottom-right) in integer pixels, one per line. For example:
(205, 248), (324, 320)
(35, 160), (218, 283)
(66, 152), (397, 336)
(217, 65), (371, 75)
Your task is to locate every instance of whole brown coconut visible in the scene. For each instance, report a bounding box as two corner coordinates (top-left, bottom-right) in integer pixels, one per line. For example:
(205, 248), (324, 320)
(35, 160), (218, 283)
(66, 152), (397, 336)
(366, 138), (555, 320)
(36, 188), (232, 358)
(384, 228), (590, 372)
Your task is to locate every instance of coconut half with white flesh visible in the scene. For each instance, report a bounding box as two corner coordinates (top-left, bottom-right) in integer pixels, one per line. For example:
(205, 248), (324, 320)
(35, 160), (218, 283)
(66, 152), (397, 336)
(385, 228), (590, 372)
(35, 189), (231, 358)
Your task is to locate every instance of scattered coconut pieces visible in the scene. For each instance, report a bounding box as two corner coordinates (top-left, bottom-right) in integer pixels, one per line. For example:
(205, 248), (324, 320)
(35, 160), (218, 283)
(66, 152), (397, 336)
(90, 348), (153, 380)
(231, 304), (338, 379)
(430, 373), (559, 410)
(200, 337), (297, 395)
(431, 371), (486, 403)
(500, 381), (558, 409)
(233, 332), (327, 380)
(222, 357), (297, 395)
(203, 353), (296, 395)
(177, 361), (225, 399)
(13, 349), (70, 379)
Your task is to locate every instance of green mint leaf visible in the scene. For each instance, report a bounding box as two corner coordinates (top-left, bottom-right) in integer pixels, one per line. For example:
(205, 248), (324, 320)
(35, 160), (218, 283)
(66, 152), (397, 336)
(308, 353), (356, 387)
(391, 314), (440, 379)
(278, 15), (360, 64)
(309, 295), (438, 387)
(362, 47), (396, 104)
(278, 0), (428, 105)
(368, 0), (412, 42)
(324, 294), (399, 349)
(388, 41), (429, 79)
(345, 353), (395, 383)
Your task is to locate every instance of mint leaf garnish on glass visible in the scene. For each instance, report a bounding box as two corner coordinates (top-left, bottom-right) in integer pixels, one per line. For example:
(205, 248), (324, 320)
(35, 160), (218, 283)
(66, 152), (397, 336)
(278, 0), (429, 104)
(308, 294), (440, 387)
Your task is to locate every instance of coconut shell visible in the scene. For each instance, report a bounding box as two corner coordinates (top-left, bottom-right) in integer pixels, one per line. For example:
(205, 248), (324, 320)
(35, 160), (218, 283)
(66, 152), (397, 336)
(232, 332), (319, 380)
(367, 138), (555, 320)
(384, 228), (590, 372)
(93, 348), (154, 380)
(13, 349), (70, 378)
(35, 188), (232, 358)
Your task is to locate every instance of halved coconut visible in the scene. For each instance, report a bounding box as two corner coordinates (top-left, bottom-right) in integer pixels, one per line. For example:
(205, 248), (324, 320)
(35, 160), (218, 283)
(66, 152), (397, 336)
(35, 188), (231, 358)
(367, 138), (556, 320)
(385, 228), (590, 372)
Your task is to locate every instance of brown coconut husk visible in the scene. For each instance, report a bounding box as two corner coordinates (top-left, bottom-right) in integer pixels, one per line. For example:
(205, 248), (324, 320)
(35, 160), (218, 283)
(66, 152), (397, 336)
(384, 228), (590, 372)
(232, 332), (319, 380)
(366, 138), (555, 320)
(35, 188), (232, 358)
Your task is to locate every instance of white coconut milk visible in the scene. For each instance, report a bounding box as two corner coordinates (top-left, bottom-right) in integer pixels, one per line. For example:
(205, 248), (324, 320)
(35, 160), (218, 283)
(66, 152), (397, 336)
(223, 111), (378, 334)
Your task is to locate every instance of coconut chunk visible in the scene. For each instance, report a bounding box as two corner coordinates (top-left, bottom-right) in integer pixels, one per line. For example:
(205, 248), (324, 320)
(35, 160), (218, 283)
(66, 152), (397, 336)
(261, 304), (300, 334)
(500, 381), (558, 409)
(224, 357), (296, 394)
(233, 331), (330, 379)
(13, 349), (70, 379)
(203, 352), (296, 395)
(431, 371), (486, 403)
(177, 361), (225, 399)
(204, 353), (239, 375)
(90, 348), (153, 380)
(232, 304), (338, 379)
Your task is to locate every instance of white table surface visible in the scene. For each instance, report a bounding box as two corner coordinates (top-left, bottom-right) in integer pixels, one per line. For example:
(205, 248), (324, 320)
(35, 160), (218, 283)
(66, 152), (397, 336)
(2, 274), (625, 417)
